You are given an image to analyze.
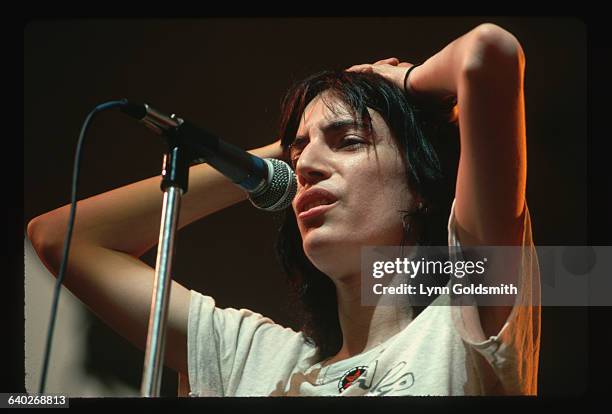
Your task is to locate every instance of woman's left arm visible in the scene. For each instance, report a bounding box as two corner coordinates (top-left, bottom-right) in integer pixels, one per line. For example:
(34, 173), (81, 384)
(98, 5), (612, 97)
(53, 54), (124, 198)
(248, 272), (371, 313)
(411, 23), (527, 248)
(349, 23), (528, 336)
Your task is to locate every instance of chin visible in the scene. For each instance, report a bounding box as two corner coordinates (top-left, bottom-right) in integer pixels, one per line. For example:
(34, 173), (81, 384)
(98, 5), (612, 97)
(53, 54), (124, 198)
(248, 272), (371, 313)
(302, 228), (335, 259)
(302, 229), (361, 278)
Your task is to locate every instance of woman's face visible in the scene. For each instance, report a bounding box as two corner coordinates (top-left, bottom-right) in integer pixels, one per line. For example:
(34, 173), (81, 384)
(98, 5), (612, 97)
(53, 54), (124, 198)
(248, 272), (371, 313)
(290, 92), (418, 281)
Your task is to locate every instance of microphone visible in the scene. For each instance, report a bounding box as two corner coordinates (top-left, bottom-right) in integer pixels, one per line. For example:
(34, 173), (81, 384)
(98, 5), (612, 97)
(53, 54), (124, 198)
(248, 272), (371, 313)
(120, 100), (297, 212)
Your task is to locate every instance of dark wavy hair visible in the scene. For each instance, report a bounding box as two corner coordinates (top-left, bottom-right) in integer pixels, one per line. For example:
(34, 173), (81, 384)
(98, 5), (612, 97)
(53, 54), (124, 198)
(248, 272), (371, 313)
(275, 70), (458, 360)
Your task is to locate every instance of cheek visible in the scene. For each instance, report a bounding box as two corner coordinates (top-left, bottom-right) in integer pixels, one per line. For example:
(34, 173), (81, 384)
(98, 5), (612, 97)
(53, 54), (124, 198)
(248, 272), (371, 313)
(346, 168), (411, 214)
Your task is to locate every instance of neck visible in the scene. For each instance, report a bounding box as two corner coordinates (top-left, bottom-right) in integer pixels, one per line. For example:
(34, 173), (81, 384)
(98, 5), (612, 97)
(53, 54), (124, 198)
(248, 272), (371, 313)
(328, 273), (413, 364)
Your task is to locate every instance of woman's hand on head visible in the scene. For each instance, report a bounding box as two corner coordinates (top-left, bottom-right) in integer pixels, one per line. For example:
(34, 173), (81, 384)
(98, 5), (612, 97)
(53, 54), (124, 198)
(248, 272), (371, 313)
(348, 58), (458, 124)
(346, 57), (418, 93)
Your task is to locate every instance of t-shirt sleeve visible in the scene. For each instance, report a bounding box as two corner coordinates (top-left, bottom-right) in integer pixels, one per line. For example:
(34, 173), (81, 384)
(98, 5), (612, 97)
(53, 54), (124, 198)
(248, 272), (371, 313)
(185, 290), (315, 396)
(447, 198), (541, 395)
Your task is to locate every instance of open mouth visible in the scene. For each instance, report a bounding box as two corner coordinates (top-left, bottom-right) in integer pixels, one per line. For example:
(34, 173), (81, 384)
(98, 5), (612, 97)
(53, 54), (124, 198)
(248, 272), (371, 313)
(298, 200), (338, 220)
(302, 198), (335, 213)
(296, 187), (338, 213)
(296, 187), (338, 220)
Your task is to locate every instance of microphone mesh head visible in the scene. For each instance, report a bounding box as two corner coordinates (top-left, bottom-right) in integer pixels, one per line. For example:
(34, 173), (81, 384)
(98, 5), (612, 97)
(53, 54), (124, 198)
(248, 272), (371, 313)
(249, 158), (297, 212)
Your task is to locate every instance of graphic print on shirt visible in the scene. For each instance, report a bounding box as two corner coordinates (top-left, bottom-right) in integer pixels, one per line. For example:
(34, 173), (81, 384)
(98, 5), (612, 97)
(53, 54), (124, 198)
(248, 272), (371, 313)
(340, 360), (416, 395)
(338, 366), (368, 392)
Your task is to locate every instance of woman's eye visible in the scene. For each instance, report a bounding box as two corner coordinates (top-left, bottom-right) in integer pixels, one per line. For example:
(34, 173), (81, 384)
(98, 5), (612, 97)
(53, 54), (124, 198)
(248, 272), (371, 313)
(340, 137), (366, 148)
(290, 136), (366, 168)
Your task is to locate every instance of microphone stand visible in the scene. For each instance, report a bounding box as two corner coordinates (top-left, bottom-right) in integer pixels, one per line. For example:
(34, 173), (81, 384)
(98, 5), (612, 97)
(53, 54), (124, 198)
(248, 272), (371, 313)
(141, 127), (193, 397)
(120, 101), (290, 395)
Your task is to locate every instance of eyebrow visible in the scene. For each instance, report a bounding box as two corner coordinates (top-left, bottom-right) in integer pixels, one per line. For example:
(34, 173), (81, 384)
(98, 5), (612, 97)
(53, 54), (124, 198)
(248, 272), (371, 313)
(294, 119), (368, 142)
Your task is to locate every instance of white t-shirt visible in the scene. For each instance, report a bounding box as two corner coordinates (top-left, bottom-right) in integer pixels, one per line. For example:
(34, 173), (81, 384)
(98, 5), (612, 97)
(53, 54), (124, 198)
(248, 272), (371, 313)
(179, 199), (541, 396)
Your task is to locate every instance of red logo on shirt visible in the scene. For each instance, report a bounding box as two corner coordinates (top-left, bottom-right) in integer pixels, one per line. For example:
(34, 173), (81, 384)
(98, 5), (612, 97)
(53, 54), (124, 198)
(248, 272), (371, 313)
(338, 366), (368, 393)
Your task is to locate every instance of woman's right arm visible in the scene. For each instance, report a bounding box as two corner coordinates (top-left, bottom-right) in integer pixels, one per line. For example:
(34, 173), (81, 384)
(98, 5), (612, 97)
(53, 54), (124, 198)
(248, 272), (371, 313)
(26, 140), (283, 376)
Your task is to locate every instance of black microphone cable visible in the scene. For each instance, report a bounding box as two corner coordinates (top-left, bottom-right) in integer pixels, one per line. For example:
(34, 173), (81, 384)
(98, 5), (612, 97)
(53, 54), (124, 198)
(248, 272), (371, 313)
(38, 100), (127, 395)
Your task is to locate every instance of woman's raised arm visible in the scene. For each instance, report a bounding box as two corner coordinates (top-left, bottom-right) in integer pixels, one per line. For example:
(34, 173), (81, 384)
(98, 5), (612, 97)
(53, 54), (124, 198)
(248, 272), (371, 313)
(27, 140), (283, 375)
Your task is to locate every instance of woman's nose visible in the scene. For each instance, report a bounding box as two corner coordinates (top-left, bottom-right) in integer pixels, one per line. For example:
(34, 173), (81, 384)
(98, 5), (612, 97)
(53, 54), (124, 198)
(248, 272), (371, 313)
(295, 140), (332, 187)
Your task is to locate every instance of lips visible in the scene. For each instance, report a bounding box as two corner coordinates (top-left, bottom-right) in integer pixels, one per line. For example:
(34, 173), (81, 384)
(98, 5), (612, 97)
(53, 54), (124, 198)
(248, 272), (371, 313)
(295, 187), (338, 218)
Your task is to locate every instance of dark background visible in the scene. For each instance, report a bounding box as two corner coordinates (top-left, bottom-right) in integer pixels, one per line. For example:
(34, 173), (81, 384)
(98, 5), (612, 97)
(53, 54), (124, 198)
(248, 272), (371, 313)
(23, 17), (589, 397)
